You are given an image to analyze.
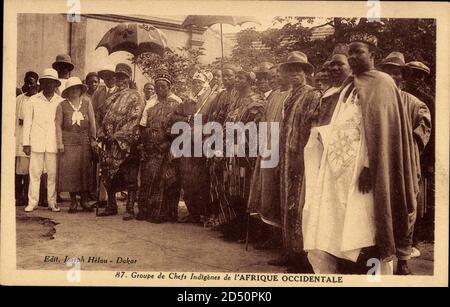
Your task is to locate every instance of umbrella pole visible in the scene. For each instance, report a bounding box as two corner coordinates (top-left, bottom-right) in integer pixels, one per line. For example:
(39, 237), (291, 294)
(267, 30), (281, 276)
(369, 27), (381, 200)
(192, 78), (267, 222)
(220, 23), (224, 68)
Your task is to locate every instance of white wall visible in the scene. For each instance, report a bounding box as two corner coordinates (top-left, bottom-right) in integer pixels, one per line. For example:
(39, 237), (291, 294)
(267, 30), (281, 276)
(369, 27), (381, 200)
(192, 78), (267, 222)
(199, 26), (235, 64)
(16, 14), (231, 91)
(16, 14), (70, 87)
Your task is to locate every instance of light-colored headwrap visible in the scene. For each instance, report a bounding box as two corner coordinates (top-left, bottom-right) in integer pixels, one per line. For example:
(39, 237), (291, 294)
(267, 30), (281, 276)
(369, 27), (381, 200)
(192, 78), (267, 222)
(205, 71), (214, 82)
(193, 72), (207, 83)
(192, 72), (210, 99)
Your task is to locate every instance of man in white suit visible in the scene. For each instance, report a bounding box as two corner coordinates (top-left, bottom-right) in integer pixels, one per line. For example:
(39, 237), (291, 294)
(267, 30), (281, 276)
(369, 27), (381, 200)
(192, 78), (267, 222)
(22, 68), (63, 212)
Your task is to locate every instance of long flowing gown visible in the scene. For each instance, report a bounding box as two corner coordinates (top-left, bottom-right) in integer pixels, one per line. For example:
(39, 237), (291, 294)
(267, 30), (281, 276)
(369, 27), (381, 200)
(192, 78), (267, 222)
(175, 86), (215, 220)
(205, 88), (238, 225)
(138, 97), (181, 222)
(247, 88), (291, 227)
(405, 83), (434, 241)
(92, 85), (118, 130)
(303, 84), (376, 262)
(279, 84), (321, 254)
(399, 90), (431, 219)
(98, 88), (144, 192)
(221, 89), (265, 228)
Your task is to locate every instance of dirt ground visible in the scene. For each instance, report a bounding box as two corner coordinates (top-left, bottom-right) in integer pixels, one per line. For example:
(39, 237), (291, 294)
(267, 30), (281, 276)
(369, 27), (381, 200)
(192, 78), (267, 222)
(16, 197), (434, 275)
(16, 199), (285, 273)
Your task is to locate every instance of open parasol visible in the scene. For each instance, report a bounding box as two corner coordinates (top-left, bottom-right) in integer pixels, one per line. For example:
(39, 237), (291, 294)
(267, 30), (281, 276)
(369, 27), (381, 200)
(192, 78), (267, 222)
(181, 15), (261, 62)
(95, 22), (170, 80)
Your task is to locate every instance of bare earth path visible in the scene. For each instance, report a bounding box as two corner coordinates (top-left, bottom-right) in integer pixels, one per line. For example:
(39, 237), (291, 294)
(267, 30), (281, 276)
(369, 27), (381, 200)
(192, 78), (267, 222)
(16, 200), (285, 273)
(16, 199), (433, 275)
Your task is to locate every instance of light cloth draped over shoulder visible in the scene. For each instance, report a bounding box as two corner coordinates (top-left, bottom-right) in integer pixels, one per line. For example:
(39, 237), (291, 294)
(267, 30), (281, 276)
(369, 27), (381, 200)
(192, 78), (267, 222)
(140, 93), (182, 127)
(303, 84), (375, 262)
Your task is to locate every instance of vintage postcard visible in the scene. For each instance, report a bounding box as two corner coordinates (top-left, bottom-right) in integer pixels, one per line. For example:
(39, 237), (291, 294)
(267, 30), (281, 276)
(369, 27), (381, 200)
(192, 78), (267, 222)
(1, 0), (448, 288)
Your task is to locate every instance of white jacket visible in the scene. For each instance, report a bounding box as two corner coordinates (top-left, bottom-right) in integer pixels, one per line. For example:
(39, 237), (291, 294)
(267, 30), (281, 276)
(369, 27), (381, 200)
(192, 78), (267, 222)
(22, 92), (63, 153)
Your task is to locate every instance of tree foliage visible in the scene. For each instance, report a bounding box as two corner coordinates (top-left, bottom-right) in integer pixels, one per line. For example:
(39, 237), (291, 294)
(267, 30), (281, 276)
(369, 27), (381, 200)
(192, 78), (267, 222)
(134, 17), (435, 95)
(133, 46), (205, 96)
(229, 17), (436, 91)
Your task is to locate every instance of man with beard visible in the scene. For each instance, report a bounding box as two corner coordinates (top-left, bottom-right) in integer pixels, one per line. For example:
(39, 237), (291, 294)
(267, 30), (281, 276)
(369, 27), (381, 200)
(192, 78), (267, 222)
(97, 63), (145, 219)
(276, 51), (321, 272)
(380, 53), (432, 262)
(314, 52), (352, 127)
(303, 33), (419, 275)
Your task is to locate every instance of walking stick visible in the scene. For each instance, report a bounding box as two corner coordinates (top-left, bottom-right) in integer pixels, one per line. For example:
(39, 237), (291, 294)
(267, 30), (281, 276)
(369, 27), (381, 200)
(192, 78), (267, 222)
(56, 151), (60, 208)
(193, 84), (218, 118)
(95, 142), (105, 217)
(96, 165), (100, 217)
(245, 212), (250, 251)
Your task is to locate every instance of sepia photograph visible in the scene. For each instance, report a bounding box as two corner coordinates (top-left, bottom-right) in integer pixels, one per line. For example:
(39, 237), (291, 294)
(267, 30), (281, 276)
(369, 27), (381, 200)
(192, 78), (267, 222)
(1, 0), (448, 288)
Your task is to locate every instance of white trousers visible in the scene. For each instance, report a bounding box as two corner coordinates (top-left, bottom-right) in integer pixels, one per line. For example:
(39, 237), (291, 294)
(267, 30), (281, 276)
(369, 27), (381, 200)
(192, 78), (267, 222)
(307, 249), (394, 275)
(28, 152), (57, 207)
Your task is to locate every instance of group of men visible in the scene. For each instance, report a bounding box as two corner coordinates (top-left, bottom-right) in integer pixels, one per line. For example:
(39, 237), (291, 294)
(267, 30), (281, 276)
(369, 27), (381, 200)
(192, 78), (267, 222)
(16, 55), (78, 212)
(15, 29), (434, 275)
(247, 33), (432, 275)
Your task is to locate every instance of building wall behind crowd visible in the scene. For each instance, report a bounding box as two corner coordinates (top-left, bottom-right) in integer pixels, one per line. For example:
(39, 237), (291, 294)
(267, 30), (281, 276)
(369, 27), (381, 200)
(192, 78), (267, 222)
(17, 14), (71, 88)
(200, 26), (235, 63)
(16, 14), (234, 91)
